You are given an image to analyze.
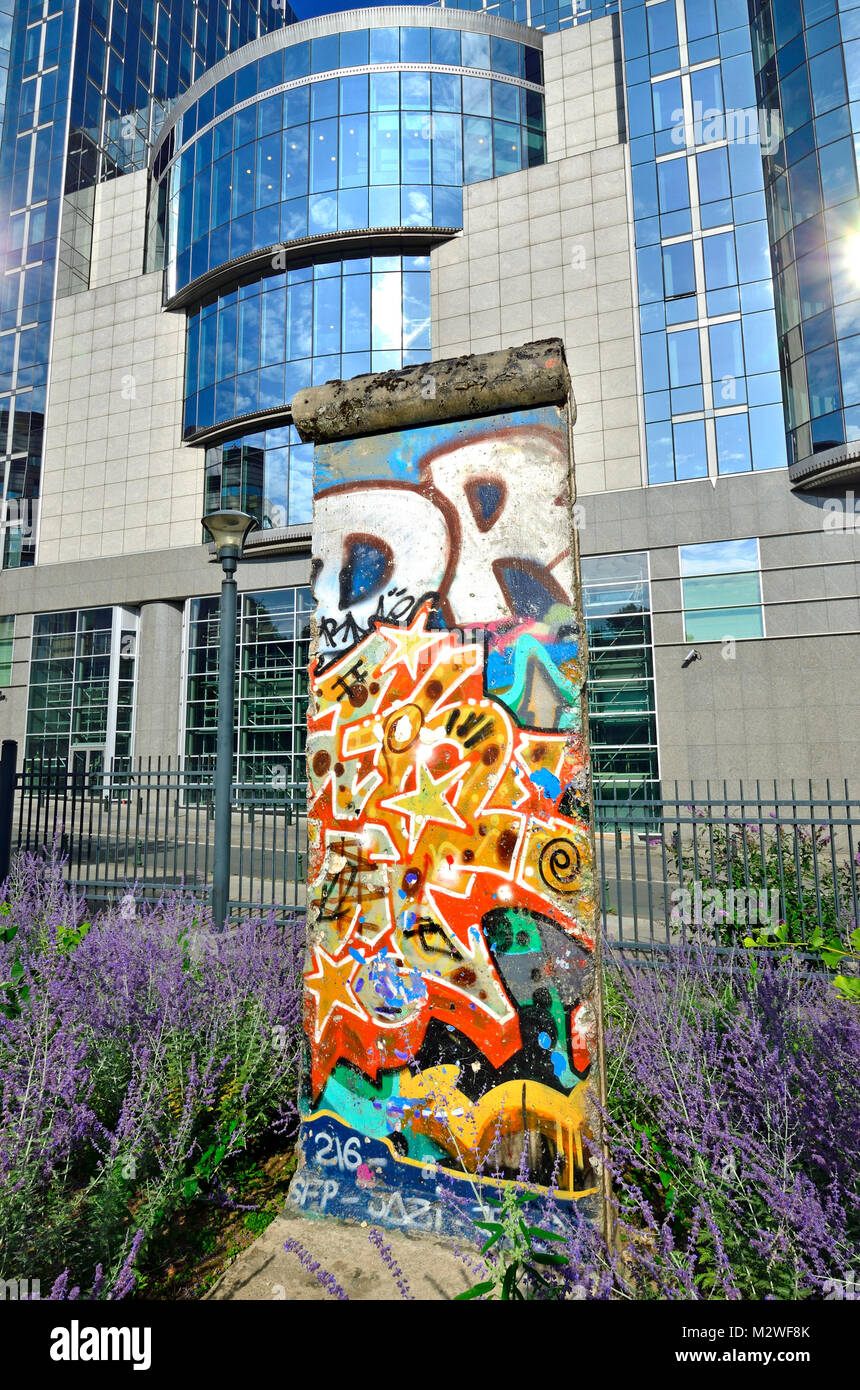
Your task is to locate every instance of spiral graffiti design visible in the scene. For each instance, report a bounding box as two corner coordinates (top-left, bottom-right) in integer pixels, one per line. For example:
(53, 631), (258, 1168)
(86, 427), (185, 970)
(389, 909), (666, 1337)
(538, 837), (581, 892)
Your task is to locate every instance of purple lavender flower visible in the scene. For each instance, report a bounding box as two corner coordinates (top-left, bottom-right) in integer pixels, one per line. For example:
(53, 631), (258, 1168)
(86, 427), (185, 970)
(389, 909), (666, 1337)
(367, 1227), (413, 1300)
(283, 1235), (349, 1300)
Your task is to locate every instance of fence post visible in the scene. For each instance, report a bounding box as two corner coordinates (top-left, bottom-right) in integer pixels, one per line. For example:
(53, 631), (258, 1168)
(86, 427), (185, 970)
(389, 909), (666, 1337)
(0, 739), (17, 886)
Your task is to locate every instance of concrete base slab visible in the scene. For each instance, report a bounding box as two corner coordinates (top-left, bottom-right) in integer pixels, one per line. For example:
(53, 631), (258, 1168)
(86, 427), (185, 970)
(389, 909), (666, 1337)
(206, 1211), (484, 1301)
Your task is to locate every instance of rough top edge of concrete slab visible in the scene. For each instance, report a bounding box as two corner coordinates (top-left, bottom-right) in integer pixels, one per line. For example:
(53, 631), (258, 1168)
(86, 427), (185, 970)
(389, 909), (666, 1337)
(291, 338), (574, 444)
(205, 1211), (479, 1302)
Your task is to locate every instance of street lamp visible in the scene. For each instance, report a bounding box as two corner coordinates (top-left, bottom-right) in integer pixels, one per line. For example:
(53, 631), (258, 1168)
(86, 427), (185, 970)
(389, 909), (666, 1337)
(201, 509), (258, 929)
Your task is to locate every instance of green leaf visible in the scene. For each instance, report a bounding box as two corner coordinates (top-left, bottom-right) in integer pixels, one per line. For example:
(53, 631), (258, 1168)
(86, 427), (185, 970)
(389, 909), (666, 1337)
(455, 1280), (496, 1301)
(501, 1263), (521, 1300)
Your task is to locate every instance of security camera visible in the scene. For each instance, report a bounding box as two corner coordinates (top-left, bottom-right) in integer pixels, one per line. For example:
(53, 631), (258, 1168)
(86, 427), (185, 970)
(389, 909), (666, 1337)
(681, 648), (702, 669)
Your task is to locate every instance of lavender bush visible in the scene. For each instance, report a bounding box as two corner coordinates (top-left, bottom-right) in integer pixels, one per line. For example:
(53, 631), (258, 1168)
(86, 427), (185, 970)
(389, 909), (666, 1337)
(0, 849), (304, 1297)
(482, 944), (860, 1300)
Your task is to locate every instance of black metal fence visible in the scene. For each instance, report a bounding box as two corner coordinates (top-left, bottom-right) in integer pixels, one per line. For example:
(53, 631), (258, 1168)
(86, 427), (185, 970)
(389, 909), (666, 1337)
(596, 780), (859, 951)
(1, 743), (858, 950)
(2, 751), (307, 920)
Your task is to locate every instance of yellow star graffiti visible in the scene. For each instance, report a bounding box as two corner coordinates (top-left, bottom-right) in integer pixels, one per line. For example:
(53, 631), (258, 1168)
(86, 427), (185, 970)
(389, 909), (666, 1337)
(305, 945), (368, 1044)
(379, 759), (469, 854)
(377, 609), (449, 682)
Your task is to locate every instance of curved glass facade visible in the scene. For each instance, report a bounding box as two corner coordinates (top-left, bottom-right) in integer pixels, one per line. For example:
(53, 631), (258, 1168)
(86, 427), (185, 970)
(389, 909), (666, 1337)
(185, 251), (432, 436)
(203, 423), (312, 531)
(750, 0), (860, 473)
(149, 23), (545, 299)
(148, 11), (546, 524)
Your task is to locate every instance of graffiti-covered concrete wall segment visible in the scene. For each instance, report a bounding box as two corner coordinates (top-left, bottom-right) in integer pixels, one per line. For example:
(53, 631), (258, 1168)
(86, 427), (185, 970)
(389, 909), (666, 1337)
(292, 342), (601, 1238)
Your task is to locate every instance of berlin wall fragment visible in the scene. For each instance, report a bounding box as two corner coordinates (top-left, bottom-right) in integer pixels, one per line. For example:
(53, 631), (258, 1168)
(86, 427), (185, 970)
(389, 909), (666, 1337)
(290, 340), (604, 1240)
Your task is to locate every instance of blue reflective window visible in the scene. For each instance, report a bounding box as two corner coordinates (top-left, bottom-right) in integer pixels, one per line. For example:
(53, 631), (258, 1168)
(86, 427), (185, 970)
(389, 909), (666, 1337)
(340, 114), (368, 188)
(461, 31), (491, 71)
(668, 327), (702, 387)
(819, 137), (858, 207)
(235, 62), (258, 105)
(463, 76), (491, 117)
(663, 240), (695, 298)
(638, 245), (663, 302)
(697, 145), (730, 202)
(839, 334), (860, 408)
(464, 116), (492, 182)
(282, 126), (308, 198)
(789, 151), (822, 223)
(311, 79), (338, 121)
(673, 419), (708, 479)
(806, 341), (841, 416)
(432, 112), (462, 186)
(646, 421), (675, 482)
(402, 71), (431, 111)
(734, 221), (771, 285)
(259, 51), (284, 92)
(370, 112), (399, 183)
(715, 412), (752, 473)
(339, 29), (368, 68)
(494, 123), (521, 177)
(652, 76), (683, 132)
(808, 45), (847, 115)
(749, 403), (788, 469)
(686, 0), (717, 43)
(282, 41), (309, 82)
(402, 111), (432, 183)
(691, 65), (724, 129)
(642, 331), (670, 391)
(432, 71), (461, 112)
(493, 80), (519, 124)
(780, 64), (813, 137)
(710, 319), (745, 387)
(311, 34), (339, 75)
(657, 156), (689, 212)
(401, 27), (431, 65)
(633, 162), (659, 218)
(647, 1), (678, 53)
(430, 28), (460, 67)
(703, 231), (738, 289)
(491, 38), (520, 78)
(369, 27), (399, 65)
(371, 71), (400, 111)
(742, 310), (780, 374)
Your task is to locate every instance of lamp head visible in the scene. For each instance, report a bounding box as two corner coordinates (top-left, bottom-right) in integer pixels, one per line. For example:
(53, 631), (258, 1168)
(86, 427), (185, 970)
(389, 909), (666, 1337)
(201, 509), (258, 564)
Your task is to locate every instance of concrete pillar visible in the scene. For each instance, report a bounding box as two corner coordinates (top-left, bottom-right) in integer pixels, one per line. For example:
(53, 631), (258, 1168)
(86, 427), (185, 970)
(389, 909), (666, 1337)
(133, 600), (185, 765)
(290, 340), (605, 1240)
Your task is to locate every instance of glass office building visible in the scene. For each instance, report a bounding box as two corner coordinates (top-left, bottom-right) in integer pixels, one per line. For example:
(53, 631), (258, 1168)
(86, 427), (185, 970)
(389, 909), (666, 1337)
(441, 0), (859, 485)
(0, 0), (290, 570)
(750, 0), (860, 484)
(4, 1), (859, 798)
(146, 13), (546, 528)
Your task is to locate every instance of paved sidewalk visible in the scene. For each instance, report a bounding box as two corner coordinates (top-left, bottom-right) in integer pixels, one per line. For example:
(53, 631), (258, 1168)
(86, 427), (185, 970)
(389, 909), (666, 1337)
(206, 1211), (484, 1301)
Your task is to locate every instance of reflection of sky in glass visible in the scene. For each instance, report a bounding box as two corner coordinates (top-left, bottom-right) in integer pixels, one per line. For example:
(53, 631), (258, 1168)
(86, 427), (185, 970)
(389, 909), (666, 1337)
(679, 538), (760, 576)
(186, 254), (431, 435)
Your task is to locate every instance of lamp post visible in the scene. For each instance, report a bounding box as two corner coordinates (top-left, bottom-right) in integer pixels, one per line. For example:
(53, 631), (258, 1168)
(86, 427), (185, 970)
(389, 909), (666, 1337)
(201, 509), (258, 929)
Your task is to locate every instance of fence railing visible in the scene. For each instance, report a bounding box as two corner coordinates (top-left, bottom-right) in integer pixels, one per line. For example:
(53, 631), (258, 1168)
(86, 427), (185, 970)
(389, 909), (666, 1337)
(596, 780), (859, 951)
(3, 754), (307, 919)
(2, 747), (858, 950)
